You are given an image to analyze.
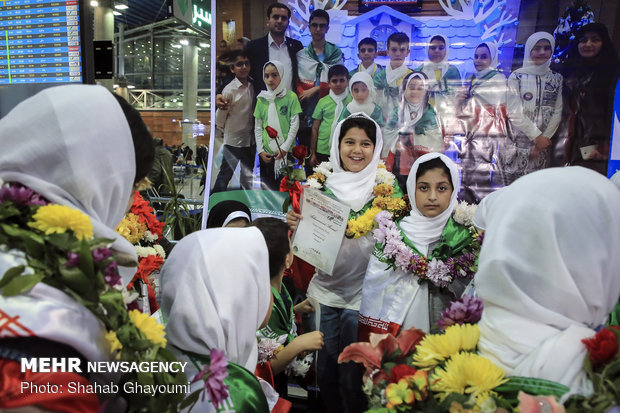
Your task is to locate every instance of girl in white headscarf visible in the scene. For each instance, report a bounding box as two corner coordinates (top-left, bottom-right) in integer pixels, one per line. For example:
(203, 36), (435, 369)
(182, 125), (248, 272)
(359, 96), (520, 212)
(287, 113), (399, 413)
(359, 153), (477, 337)
(161, 227), (272, 412)
(416, 34), (462, 113)
(340, 71), (384, 126)
(457, 41), (542, 202)
(503, 32), (563, 184)
(385, 71), (443, 188)
(254, 60), (302, 190)
(474, 167), (620, 395)
(0, 85), (154, 412)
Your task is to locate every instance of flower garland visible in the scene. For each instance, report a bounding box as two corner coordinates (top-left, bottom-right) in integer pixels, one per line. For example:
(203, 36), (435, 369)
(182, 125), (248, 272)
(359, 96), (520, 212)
(0, 182), (190, 412)
(306, 161), (408, 239)
(372, 201), (482, 289)
(116, 191), (166, 312)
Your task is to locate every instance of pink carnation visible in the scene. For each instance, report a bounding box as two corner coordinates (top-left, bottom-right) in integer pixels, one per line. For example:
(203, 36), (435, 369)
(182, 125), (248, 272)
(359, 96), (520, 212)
(192, 348), (229, 408)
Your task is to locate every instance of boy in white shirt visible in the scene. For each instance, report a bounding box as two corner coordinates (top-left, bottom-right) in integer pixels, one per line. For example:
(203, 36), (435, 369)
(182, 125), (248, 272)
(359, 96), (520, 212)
(213, 51), (255, 192)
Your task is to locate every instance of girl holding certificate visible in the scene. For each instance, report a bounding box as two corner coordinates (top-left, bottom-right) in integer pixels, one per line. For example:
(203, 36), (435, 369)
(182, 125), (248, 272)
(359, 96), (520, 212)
(359, 153), (481, 338)
(287, 113), (403, 413)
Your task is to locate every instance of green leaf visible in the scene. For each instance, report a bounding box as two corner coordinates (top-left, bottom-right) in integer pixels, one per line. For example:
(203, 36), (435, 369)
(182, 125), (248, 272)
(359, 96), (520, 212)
(46, 232), (73, 250)
(23, 236), (44, 259)
(0, 203), (22, 220)
(1, 272), (45, 296)
(179, 389), (202, 410)
(0, 265), (25, 288)
(78, 240), (95, 279)
(282, 197), (291, 214)
(58, 265), (95, 298)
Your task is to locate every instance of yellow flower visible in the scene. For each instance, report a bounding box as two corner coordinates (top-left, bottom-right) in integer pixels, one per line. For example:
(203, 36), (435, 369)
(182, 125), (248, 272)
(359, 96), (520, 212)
(431, 352), (507, 405)
(28, 204), (93, 240)
(116, 213), (147, 244)
(413, 324), (480, 369)
(307, 172), (326, 183)
(385, 379), (415, 409)
(377, 163), (386, 169)
(128, 309), (167, 347)
(346, 206), (381, 238)
(105, 330), (123, 359)
(386, 197), (406, 212)
(373, 183), (394, 197)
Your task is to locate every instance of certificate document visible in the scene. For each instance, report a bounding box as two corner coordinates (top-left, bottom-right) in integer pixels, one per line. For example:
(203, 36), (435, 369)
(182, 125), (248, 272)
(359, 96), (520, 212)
(292, 188), (350, 275)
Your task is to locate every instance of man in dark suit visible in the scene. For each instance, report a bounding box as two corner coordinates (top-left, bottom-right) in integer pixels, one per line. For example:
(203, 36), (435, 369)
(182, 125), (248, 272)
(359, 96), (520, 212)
(245, 3), (303, 93)
(216, 2), (302, 107)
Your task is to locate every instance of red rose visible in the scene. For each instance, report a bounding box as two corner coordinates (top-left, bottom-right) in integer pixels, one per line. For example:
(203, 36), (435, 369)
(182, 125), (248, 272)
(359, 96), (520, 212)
(582, 327), (619, 366)
(292, 145), (309, 165)
(389, 364), (419, 383)
(265, 126), (279, 139)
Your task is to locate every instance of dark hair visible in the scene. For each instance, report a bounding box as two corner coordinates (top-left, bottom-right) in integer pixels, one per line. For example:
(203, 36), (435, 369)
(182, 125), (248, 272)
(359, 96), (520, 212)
(309, 9), (329, 24)
(401, 71), (430, 108)
(475, 43), (491, 54)
(248, 217), (290, 279)
(429, 35), (446, 45)
(358, 37), (377, 50)
(387, 32), (410, 49)
(338, 115), (377, 145)
(267, 3), (291, 18)
(206, 200), (251, 228)
(416, 157), (453, 189)
(328, 64), (349, 80)
(111, 93), (154, 183)
(228, 50), (249, 66)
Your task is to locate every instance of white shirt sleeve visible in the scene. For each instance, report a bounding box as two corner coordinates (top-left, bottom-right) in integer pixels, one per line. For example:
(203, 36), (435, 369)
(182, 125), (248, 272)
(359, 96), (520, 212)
(255, 118), (265, 154)
(281, 114), (299, 152)
(506, 81), (542, 141)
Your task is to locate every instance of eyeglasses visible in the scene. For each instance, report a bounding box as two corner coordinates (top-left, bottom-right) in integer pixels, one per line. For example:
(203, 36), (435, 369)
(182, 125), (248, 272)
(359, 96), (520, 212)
(309, 23), (327, 29)
(234, 61), (250, 68)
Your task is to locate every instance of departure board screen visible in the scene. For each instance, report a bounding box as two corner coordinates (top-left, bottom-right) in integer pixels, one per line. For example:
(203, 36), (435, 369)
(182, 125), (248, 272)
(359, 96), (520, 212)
(0, 0), (82, 84)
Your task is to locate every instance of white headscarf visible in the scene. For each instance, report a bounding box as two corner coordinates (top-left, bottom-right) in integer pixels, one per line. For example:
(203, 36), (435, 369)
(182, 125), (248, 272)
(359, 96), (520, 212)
(421, 34), (450, 84)
(400, 72), (427, 127)
(346, 72), (377, 117)
(475, 41), (499, 78)
(0, 85), (138, 275)
(515, 32), (555, 76)
(474, 167), (620, 394)
(325, 113), (383, 212)
(400, 153), (460, 256)
(329, 86), (350, 136)
(257, 60), (287, 153)
(161, 227), (271, 371)
(611, 170), (620, 190)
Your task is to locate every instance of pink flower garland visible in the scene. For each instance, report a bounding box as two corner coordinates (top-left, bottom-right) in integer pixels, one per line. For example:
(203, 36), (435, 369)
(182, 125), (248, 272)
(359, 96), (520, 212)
(373, 211), (478, 288)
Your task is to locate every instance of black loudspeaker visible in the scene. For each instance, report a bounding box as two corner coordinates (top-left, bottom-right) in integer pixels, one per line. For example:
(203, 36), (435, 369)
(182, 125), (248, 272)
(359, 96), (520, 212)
(94, 40), (114, 79)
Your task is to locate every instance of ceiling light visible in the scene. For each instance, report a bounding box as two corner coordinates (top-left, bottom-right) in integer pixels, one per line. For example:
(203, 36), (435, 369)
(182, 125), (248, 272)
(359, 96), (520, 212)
(115, 3), (129, 10)
(180, 39), (189, 46)
(199, 42), (208, 48)
(90, 0), (98, 6)
(127, 85), (135, 89)
(113, 10), (121, 15)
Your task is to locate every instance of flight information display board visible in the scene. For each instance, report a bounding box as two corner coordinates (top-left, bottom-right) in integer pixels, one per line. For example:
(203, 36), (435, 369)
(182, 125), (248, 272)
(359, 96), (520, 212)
(0, 0), (82, 84)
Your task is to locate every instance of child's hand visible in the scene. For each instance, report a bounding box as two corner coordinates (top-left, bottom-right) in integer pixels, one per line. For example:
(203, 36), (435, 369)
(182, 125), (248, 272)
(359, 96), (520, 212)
(286, 210), (302, 231)
(274, 149), (287, 160)
(260, 152), (273, 163)
(299, 86), (319, 102)
(310, 153), (318, 167)
(293, 331), (324, 352)
(293, 299), (314, 315)
(215, 94), (230, 110)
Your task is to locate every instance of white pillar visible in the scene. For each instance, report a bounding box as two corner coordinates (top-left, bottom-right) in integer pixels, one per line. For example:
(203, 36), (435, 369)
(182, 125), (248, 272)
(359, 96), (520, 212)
(182, 38), (198, 158)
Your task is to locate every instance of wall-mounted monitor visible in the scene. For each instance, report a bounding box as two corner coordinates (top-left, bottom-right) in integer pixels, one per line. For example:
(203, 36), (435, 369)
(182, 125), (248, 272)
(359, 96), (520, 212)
(0, 0), (95, 117)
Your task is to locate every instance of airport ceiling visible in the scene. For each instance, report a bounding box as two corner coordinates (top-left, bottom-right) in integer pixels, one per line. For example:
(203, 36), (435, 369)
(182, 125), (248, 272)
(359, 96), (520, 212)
(113, 0), (170, 30)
